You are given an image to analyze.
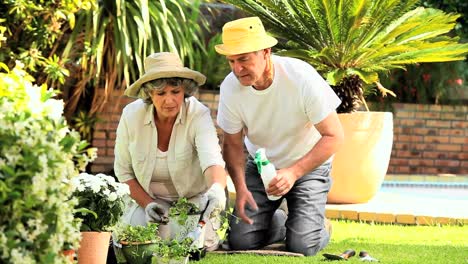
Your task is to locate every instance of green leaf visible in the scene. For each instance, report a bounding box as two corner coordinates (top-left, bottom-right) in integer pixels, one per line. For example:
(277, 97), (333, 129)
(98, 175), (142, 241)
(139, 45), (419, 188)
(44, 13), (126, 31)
(326, 69), (346, 85)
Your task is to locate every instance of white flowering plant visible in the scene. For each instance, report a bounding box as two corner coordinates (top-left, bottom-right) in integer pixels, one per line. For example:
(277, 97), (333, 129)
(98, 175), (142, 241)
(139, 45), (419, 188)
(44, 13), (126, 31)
(72, 173), (130, 232)
(0, 62), (96, 263)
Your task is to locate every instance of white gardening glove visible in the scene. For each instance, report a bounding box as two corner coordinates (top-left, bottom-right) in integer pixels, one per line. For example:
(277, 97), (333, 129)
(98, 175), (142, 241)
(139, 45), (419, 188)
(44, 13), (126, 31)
(145, 202), (168, 224)
(202, 183), (226, 224)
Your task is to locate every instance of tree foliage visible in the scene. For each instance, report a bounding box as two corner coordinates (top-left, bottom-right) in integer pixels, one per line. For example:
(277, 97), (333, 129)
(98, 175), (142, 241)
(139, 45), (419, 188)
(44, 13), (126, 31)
(223, 0), (468, 112)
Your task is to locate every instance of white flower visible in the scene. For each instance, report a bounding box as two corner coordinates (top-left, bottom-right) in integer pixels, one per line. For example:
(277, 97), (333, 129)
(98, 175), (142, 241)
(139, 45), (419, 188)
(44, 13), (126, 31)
(71, 177), (81, 191)
(25, 84), (44, 118)
(90, 179), (102, 193)
(117, 184), (131, 196)
(102, 188), (110, 196)
(43, 98), (64, 121)
(57, 126), (70, 139)
(108, 192), (118, 202)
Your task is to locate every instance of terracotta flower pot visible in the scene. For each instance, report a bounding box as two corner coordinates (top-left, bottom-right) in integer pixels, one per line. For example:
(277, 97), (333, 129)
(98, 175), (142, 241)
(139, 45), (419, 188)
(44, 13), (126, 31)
(77, 231), (111, 264)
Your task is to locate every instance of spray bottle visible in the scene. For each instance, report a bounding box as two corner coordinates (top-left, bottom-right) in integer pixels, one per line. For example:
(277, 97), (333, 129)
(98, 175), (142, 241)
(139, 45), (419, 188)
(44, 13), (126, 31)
(254, 148), (281, 200)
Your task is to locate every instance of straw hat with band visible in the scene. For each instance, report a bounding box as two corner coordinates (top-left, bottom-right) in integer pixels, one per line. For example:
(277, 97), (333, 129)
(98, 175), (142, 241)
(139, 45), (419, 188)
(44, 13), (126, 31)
(215, 17), (278, 56)
(124, 52), (206, 98)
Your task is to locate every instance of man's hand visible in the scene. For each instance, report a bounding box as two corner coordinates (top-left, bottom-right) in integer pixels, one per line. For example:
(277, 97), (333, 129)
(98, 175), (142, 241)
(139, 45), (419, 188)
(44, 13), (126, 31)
(267, 168), (297, 197)
(145, 202), (168, 224)
(202, 183), (226, 224)
(235, 187), (258, 224)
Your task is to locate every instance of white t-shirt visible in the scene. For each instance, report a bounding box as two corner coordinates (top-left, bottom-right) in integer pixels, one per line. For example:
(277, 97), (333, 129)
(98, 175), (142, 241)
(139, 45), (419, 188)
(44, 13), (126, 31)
(217, 55), (341, 168)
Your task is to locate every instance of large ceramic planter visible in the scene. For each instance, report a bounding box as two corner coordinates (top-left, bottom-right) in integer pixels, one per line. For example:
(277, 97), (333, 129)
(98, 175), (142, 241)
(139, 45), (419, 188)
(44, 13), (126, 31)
(77, 231), (111, 264)
(121, 241), (159, 264)
(327, 112), (393, 204)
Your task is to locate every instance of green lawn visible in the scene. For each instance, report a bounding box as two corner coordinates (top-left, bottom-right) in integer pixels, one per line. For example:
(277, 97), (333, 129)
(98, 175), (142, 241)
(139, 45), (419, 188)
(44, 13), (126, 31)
(199, 220), (468, 263)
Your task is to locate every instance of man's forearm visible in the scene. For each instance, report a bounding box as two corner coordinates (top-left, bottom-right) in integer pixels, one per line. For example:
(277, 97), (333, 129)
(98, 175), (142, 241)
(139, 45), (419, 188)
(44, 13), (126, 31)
(222, 133), (248, 192)
(290, 136), (341, 179)
(289, 112), (344, 179)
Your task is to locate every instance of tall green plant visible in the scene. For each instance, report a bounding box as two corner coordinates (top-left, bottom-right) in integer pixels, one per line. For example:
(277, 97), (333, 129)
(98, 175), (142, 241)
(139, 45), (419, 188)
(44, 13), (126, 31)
(0, 62), (96, 263)
(62, 0), (207, 116)
(223, 0), (468, 112)
(193, 33), (232, 90)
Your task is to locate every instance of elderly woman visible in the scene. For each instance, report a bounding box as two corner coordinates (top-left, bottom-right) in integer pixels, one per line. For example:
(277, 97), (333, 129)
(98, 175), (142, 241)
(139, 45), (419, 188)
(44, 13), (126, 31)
(114, 52), (227, 251)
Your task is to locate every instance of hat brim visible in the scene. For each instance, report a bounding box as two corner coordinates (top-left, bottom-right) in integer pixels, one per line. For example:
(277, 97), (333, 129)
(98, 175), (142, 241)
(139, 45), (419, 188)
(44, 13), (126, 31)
(215, 36), (278, 56)
(125, 67), (206, 98)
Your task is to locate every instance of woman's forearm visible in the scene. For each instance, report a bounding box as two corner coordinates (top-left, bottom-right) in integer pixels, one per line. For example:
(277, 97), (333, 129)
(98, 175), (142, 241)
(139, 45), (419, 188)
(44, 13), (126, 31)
(124, 178), (154, 208)
(204, 165), (227, 188)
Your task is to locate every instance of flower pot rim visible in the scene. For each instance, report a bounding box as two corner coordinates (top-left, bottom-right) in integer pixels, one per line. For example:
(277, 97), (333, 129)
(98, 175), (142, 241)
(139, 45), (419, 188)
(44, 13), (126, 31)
(120, 240), (158, 246)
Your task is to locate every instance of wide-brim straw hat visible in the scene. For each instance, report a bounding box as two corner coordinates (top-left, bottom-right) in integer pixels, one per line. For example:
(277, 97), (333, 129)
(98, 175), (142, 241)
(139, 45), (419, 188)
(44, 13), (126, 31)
(215, 17), (278, 56)
(124, 52), (206, 98)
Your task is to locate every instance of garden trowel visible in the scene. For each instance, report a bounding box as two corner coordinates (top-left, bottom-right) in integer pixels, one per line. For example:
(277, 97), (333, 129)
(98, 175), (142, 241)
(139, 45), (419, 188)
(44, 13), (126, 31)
(323, 249), (356, 260)
(184, 200), (209, 247)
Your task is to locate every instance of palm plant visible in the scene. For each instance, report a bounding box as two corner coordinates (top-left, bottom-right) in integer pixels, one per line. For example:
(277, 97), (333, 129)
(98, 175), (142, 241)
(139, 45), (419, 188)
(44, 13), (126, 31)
(223, 0), (468, 112)
(61, 0), (207, 116)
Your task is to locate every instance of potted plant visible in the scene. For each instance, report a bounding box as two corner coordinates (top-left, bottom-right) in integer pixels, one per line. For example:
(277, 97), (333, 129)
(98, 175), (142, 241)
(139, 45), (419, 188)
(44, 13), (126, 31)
(116, 223), (161, 264)
(152, 239), (194, 264)
(163, 198), (204, 247)
(71, 172), (130, 263)
(222, 0), (468, 203)
(115, 223), (196, 264)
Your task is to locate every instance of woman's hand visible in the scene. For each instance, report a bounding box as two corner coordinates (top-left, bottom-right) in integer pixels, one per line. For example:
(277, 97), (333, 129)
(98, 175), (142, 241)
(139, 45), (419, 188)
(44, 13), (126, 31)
(201, 183), (226, 223)
(145, 202), (169, 224)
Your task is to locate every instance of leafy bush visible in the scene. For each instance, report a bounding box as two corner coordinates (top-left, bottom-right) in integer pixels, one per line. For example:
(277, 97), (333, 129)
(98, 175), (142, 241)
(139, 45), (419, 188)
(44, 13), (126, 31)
(0, 0), (94, 86)
(193, 33), (232, 90)
(375, 61), (468, 107)
(0, 62), (95, 263)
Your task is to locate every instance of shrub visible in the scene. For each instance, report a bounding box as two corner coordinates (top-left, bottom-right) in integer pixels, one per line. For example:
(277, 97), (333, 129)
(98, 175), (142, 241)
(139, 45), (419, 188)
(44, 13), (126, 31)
(0, 62), (95, 263)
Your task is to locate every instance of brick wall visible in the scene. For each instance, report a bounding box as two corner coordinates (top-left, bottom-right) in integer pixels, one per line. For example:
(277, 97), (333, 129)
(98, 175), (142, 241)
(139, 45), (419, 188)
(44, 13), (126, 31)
(89, 89), (221, 174)
(90, 90), (467, 175)
(389, 103), (467, 175)
(90, 91), (135, 174)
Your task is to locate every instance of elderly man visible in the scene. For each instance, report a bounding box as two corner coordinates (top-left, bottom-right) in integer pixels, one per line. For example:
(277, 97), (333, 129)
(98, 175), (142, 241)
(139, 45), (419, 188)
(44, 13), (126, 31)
(215, 17), (344, 256)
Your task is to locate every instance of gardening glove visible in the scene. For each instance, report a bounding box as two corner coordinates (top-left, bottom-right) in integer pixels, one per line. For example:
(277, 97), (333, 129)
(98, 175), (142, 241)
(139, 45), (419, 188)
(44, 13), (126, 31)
(145, 202), (169, 224)
(201, 183), (226, 225)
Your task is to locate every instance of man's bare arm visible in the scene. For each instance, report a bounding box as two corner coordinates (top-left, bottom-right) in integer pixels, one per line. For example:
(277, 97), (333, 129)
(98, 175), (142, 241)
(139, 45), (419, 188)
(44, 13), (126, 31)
(223, 131), (258, 224)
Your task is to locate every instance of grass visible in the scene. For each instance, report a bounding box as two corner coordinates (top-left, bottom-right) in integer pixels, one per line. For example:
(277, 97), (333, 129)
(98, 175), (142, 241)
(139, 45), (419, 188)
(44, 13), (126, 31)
(199, 220), (468, 263)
